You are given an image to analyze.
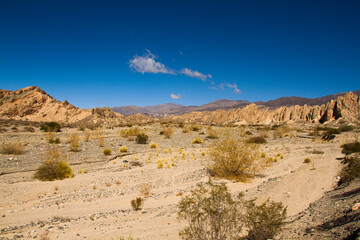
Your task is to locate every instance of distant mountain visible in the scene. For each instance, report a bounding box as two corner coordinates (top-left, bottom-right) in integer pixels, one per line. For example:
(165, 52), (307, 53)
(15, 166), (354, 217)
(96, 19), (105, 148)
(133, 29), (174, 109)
(112, 90), (360, 115)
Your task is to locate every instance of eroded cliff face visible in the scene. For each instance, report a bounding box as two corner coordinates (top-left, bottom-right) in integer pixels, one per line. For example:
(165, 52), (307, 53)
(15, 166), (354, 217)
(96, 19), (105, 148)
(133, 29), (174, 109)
(167, 92), (360, 125)
(1, 87), (359, 126)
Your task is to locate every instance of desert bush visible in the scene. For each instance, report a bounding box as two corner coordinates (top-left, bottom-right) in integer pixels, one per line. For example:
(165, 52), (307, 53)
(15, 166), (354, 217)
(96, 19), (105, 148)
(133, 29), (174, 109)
(77, 125), (85, 131)
(40, 122), (61, 132)
(273, 125), (290, 138)
(178, 181), (245, 240)
(341, 141), (360, 155)
(245, 198), (287, 240)
(1, 141), (24, 155)
(131, 197), (144, 211)
(304, 158), (311, 163)
(206, 127), (218, 139)
(209, 134), (261, 182)
(98, 132), (105, 147)
(121, 127), (142, 139)
(136, 133), (149, 144)
(246, 136), (267, 144)
(130, 160), (143, 167)
(310, 149), (324, 154)
(339, 156), (360, 185)
(259, 129), (269, 138)
(68, 133), (80, 152)
(44, 132), (59, 144)
(103, 148), (112, 155)
(192, 138), (203, 144)
(24, 126), (35, 132)
(163, 127), (174, 138)
(339, 125), (354, 132)
(139, 183), (152, 196)
(150, 142), (157, 148)
(84, 130), (91, 142)
(120, 146), (128, 152)
(33, 146), (73, 181)
(246, 130), (253, 136)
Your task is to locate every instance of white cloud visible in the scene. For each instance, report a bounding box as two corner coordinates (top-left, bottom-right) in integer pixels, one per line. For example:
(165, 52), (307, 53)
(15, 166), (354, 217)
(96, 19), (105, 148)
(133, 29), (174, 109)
(218, 83), (225, 90)
(170, 93), (181, 99)
(226, 83), (241, 94)
(209, 86), (218, 90)
(129, 50), (175, 74)
(179, 68), (212, 81)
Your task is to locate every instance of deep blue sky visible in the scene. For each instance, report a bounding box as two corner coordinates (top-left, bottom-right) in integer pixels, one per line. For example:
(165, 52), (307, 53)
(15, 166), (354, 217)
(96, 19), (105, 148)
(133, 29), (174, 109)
(1, 0), (359, 108)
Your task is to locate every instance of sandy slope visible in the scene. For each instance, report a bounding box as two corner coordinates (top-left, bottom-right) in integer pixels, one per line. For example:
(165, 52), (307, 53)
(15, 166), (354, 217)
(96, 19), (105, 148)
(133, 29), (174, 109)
(0, 125), (357, 239)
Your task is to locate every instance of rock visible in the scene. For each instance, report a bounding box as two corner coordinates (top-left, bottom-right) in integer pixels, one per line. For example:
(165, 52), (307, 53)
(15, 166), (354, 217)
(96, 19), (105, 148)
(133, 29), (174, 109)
(352, 203), (360, 211)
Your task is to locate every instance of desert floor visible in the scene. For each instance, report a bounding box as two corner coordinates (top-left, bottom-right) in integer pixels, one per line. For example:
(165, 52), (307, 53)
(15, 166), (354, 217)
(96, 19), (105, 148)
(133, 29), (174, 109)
(0, 124), (358, 239)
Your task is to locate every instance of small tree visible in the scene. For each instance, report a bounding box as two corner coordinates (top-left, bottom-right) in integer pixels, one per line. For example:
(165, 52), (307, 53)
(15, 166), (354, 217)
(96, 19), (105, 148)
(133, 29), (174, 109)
(178, 181), (245, 240)
(40, 122), (61, 132)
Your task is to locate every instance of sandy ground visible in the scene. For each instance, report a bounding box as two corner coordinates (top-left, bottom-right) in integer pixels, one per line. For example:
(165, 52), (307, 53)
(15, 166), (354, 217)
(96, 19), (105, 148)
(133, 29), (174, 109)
(0, 124), (358, 239)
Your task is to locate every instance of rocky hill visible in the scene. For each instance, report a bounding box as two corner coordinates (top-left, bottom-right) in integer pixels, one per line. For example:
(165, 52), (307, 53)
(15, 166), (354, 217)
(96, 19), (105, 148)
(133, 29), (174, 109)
(0, 86), (129, 127)
(112, 91), (360, 116)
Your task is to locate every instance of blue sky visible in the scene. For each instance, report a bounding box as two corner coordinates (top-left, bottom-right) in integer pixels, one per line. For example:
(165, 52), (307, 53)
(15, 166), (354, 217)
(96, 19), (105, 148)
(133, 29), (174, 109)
(0, 0), (359, 108)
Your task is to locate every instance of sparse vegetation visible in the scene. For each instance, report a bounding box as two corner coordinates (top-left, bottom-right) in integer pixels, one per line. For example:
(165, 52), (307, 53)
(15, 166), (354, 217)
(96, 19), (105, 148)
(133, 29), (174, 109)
(33, 146), (73, 181)
(341, 141), (360, 155)
(84, 130), (91, 142)
(339, 156), (360, 185)
(131, 197), (144, 211)
(209, 134), (261, 182)
(136, 133), (149, 144)
(103, 148), (112, 155)
(121, 127), (142, 139)
(150, 142), (157, 148)
(139, 183), (152, 196)
(40, 122), (61, 132)
(246, 136), (267, 144)
(206, 126), (218, 139)
(304, 158), (311, 163)
(192, 138), (203, 144)
(1, 141), (24, 155)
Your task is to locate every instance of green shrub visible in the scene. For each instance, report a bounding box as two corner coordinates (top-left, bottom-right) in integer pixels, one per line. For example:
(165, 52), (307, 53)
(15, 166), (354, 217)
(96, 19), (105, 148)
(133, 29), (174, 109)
(103, 148), (112, 155)
(40, 122), (61, 132)
(339, 156), (360, 185)
(131, 197), (144, 211)
(246, 136), (267, 144)
(341, 141), (360, 155)
(304, 158), (311, 163)
(149, 142), (157, 148)
(33, 146), (73, 181)
(1, 141), (24, 155)
(136, 134), (149, 144)
(245, 198), (287, 240)
(209, 134), (261, 182)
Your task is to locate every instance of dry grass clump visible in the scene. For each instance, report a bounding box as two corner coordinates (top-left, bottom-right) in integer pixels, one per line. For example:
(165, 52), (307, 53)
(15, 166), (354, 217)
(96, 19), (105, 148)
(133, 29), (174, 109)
(68, 133), (80, 152)
(246, 136), (267, 144)
(206, 126), (218, 139)
(209, 134), (261, 182)
(273, 125), (291, 138)
(163, 127), (174, 138)
(121, 127), (142, 139)
(33, 146), (73, 181)
(103, 148), (112, 155)
(120, 146), (128, 152)
(1, 141), (24, 155)
(259, 129), (269, 138)
(310, 149), (324, 154)
(44, 132), (60, 144)
(192, 138), (203, 144)
(131, 197), (144, 211)
(139, 183), (152, 196)
(150, 142), (157, 148)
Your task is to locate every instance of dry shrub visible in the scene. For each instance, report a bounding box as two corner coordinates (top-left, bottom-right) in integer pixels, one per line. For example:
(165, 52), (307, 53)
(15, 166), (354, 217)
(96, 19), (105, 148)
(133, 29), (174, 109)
(192, 138), (203, 144)
(209, 134), (262, 182)
(33, 146), (73, 181)
(130, 160), (143, 167)
(1, 141), (24, 155)
(259, 129), (269, 138)
(68, 133), (80, 152)
(150, 142), (157, 148)
(139, 183), (152, 196)
(273, 126), (290, 138)
(44, 132), (58, 144)
(182, 124), (193, 133)
(206, 126), (218, 139)
(121, 127), (142, 139)
(339, 156), (360, 185)
(96, 131), (105, 147)
(84, 130), (91, 142)
(163, 127), (174, 138)
(178, 181), (287, 240)
(131, 197), (144, 211)
(246, 136), (267, 144)
(341, 141), (360, 155)
(136, 133), (148, 144)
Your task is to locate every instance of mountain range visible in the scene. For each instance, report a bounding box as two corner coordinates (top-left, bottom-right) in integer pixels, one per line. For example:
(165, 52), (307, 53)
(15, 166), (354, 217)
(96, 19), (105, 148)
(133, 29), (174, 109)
(111, 90), (360, 116)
